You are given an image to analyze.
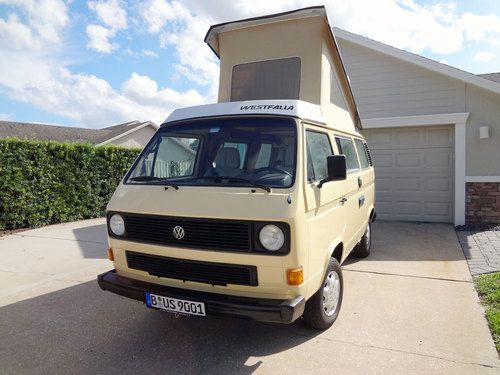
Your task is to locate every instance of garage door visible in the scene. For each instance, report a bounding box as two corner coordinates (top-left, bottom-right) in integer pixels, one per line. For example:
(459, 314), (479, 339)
(362, 126), (454, 223)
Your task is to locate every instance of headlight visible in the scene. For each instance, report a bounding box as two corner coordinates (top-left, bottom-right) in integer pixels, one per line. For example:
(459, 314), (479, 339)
(259, 224), (285, 251)
(109, 214), (125, 236)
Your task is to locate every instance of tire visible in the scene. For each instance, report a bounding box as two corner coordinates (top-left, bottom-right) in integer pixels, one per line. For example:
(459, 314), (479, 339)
(352, 222), (371, 258)
(302, 258), (343, 330)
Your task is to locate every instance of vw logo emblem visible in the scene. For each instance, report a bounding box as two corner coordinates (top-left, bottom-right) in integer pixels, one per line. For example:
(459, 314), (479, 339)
(173, 226), (185, 239)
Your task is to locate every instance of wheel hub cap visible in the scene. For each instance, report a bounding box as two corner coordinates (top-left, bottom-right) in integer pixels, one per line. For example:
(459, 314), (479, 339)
(322, 271), (340, 316)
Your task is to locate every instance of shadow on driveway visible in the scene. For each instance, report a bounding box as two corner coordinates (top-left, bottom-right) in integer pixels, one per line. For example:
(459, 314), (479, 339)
(72, 224), (108, 259)
(344, 221), (466, 265)
(0, 281), (320, 374)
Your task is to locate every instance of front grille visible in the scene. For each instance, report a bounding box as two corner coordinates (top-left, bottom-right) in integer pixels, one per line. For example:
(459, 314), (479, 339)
(123, 214), (251, 251)
(126, 251), (258, 286)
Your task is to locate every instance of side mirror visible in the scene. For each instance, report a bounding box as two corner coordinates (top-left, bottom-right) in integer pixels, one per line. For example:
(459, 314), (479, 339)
(318, 155), (347, 188)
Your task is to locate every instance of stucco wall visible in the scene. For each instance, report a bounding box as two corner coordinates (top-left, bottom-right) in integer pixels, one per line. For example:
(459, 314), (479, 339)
(111, 126), (157, 148)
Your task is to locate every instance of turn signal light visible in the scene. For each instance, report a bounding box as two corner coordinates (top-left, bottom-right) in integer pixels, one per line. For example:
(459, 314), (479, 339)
(107, 247), (114, 261)
(287, 267), (303, 285)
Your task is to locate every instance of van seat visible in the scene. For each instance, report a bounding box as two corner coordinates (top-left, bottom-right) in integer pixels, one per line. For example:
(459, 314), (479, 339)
(214, 147), (241, 177)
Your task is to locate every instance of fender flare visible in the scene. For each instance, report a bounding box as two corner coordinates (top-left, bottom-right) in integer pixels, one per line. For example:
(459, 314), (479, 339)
(325, 237), (344, 268)
(367, 204), (376, 223)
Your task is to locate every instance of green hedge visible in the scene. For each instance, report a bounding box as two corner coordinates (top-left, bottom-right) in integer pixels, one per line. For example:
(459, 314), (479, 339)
(0, 138), (140, 230)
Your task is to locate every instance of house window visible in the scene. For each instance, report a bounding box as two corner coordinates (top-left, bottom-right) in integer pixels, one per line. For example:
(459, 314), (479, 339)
(306, 131), (333, 182)
(231, 57), (301, 101)
(354, 139), (370, 169)
(330, 68), (348, 111)
(336, 137), (360, 172)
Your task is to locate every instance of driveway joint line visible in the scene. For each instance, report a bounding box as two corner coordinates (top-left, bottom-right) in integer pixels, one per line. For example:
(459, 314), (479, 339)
(10, 233), (107, 245)
(298, 333), (499, 369)
(343, 268), (472, 284)
(0, 268), (57, 277)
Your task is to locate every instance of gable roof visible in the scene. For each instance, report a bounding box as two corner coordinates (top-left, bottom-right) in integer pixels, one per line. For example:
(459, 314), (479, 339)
(333, 27), (500, 96)
(0, 120), (158, 145)
(0, 121), (105, 143)
(478, 72), (500, 84)
(96, 120), (158, 145)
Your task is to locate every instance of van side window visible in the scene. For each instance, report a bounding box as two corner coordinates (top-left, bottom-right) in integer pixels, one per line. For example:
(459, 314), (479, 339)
(336, 137), (360, 172)
(231, 57), (301, 101)
(354, 139), (370, 169)
(330, 68), (348, 111)
(306, 131), (333, 182)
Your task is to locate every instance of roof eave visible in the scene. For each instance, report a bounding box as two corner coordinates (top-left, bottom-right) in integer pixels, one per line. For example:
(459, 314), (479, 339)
(97, 121), (158, 146)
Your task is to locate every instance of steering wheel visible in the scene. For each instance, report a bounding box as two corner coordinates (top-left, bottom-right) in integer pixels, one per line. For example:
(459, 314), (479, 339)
(254, 166), (292, 177)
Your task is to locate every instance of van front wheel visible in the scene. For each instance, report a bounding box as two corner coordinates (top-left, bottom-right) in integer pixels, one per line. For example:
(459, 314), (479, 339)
(302, 258), (343, 330)
(353, 222), (371, 258)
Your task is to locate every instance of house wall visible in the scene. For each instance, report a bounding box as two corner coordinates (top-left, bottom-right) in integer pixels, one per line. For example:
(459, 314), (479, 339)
(464, 84), (500, 176)
(337, 37), (500, 224)
(466, 182), (500, 224)
(111, 126), (157, 148)
(337, 40), (466, 119)
(338, 39), (500, 177)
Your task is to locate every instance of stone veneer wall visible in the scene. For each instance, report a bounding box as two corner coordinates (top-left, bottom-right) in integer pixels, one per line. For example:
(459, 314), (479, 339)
(465, 182), (500, 224)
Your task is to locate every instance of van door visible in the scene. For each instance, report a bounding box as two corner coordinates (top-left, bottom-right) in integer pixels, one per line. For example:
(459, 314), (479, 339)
(353, 138), (374, 230)
(303, 126), (350, 283)
(334, 136), (365, 253)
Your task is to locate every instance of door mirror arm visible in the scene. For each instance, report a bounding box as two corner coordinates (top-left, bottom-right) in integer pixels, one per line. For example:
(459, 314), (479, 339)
(317, 155), (347, 189)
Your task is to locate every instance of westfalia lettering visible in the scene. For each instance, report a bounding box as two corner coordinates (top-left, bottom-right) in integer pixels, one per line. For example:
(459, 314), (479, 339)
(240, 105), (294, 111)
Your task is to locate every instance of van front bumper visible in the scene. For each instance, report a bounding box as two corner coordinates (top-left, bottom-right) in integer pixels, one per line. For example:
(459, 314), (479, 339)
(97, 270), (305, 324)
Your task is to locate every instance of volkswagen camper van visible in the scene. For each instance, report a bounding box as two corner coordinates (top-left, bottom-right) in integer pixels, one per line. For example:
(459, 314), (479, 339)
(97, 7), (376, 330)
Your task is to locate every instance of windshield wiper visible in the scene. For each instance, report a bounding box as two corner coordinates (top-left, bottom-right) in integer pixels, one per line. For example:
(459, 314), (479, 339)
(129, 176), (165, 182)
(129, 176), (179, 190)
(193, 176), (271, 193)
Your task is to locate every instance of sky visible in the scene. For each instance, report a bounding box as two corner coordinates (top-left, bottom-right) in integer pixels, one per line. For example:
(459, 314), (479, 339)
(0, 0), (499, 128)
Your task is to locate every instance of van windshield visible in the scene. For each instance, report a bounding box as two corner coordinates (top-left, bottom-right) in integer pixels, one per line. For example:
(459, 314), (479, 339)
(126, 117), (297, 189)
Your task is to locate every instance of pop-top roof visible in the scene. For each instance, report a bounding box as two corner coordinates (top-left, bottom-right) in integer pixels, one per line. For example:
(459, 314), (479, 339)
(204, 6), (327, 58)
(204, 6), (363, 130)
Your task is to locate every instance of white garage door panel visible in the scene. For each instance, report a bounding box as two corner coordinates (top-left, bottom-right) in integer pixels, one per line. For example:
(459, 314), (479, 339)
(363, 126), (454, 223)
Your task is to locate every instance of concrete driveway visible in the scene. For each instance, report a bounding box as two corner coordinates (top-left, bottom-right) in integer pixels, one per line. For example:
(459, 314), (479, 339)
(0, 220), (498, 374)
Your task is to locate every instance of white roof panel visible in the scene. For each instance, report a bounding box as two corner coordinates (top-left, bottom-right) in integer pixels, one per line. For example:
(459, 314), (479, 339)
(163, 100), (325, 125)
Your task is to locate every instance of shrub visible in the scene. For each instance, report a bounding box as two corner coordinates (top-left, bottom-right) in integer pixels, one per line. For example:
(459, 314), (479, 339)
(0, 138), (140, 230)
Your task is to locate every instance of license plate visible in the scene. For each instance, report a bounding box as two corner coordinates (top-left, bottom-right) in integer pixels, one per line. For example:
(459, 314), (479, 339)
(145, 292), (206, 316)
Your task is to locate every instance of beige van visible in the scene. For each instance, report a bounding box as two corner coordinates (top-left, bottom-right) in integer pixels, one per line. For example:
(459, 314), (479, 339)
(97, 7), (376, 330)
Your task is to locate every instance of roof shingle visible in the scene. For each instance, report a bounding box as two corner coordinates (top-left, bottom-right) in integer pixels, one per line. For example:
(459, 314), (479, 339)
(0, 120), (156, 144)
(478, 72), (500, 84)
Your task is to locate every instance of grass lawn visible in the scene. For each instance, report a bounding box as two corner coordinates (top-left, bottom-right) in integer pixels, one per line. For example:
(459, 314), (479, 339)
(474, 272), (500, 353)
